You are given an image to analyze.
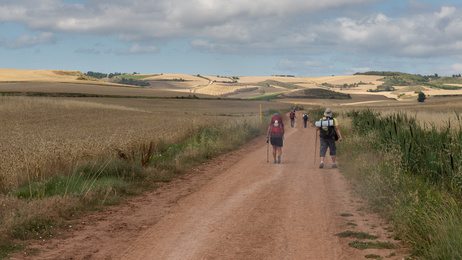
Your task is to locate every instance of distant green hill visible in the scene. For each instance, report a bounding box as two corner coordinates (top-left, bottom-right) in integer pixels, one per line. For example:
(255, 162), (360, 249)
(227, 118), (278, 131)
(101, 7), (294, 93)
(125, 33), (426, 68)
(254, 80), (302, 89)
(355, 71), (462, 91)
(285, 88), (351, 99)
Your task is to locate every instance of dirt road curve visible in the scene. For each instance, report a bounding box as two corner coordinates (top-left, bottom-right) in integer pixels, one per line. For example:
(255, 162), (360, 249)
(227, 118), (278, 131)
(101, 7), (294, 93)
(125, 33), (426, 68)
(12, 112), (407, 260)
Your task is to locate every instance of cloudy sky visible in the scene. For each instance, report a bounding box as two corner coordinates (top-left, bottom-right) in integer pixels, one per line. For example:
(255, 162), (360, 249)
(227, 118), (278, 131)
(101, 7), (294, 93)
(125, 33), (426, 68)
(1, 0), (461, 76)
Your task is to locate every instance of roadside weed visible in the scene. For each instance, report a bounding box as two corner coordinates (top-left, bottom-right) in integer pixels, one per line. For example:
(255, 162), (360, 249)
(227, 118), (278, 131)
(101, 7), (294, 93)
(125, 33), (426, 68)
(339, 109), (462, 258)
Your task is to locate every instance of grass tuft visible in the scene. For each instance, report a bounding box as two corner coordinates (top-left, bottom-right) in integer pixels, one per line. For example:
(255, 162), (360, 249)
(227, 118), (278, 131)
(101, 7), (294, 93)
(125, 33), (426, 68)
(335, 230), (378, 240)
(348, 240), (395, 250)
(346, 221), (358, 227)
(0, 240), (23, 259)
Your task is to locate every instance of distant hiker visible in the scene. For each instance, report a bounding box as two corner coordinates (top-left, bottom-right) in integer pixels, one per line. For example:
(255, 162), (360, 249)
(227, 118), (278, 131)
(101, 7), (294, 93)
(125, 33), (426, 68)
(267, 113), (284, 164)
(302, 113), (308, 128)
(290, 111), (296, 128)
(315, 108), (343, 169)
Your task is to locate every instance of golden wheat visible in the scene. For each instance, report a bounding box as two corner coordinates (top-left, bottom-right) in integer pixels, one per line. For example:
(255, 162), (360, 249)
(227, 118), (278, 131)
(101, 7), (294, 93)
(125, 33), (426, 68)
(0, 96), (285, 191)
(195, 84), (252, 96)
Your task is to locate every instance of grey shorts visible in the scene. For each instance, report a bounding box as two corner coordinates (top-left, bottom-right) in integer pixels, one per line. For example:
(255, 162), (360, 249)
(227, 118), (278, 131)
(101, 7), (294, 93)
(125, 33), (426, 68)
(319, 137), (336, 157)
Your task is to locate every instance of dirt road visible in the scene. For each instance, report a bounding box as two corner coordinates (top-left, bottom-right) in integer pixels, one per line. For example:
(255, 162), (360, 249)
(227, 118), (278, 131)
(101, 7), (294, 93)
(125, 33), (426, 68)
(12, 112), (407, 260)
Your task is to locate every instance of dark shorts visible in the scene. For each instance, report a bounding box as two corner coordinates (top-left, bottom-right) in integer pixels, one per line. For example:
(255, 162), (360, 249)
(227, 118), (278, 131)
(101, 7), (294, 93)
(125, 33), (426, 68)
(320, 137), (336, 157)
(270, 136), (283, 147)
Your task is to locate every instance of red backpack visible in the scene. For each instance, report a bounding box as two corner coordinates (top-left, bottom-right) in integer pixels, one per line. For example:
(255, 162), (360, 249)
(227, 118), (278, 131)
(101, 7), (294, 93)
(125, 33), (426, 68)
(269, 114), (284, 137)
(290, 112), (295, 119)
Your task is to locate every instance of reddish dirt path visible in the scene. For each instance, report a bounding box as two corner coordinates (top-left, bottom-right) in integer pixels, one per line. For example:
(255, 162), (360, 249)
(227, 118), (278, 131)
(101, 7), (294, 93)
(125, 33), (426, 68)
(11, 112), (408, 260)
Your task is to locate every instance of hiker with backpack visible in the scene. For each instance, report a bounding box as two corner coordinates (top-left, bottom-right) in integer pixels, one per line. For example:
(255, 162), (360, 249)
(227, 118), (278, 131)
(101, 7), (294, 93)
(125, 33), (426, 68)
(266, 113), (284, 164)
(302, 113), (308, 128)
(290, 111), (296, 128)
(315, 108), (343, 169)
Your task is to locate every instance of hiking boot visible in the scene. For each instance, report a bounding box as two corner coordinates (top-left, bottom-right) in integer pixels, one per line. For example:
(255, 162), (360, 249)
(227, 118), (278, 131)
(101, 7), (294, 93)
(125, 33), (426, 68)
(274, 160), (277, 164)
(319, 162), (324, 169)
(277, 155), (281, 164)
(332, 163), (337, 168)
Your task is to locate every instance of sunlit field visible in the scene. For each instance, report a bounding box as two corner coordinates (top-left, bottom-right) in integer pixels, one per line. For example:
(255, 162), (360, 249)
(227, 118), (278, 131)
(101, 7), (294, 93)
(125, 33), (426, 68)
(2, 69), (462, 258)
(0, 96), (286, 192)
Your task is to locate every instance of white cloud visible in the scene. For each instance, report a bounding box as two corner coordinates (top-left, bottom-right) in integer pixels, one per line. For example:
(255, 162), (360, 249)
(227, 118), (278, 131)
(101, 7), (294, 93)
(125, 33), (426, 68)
(75, 48), (100, 55)
(450, 63), (462, 74)
(306, 6), (462, 58)
(277, 59), (299, 70)
(115, 44), (158, 55)
(304, 60), (325, 67)
(277, 58), (327, 75)
(435, 6), (456, 19)
(351, 67), (371, 73)
(190, 39), (215, 51)
(0, 32), (56, 48)
(1, 0), (462, 62)
(0, 0), (377, 39)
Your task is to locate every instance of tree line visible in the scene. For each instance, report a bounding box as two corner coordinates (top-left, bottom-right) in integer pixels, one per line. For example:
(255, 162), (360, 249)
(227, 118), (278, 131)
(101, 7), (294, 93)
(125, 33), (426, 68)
(84, 71), (149, 87)
(85, 71), (141, 79)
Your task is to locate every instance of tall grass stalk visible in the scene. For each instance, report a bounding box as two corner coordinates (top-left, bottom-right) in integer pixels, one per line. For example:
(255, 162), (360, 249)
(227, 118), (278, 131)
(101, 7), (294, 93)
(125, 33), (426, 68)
(345, 109), (462, 195)
(339, 109), (462, 258)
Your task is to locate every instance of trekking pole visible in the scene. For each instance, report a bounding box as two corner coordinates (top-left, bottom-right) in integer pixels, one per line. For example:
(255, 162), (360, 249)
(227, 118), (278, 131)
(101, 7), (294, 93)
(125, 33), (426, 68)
(314, 133), (317, 168)
(266, 138), (269, 162)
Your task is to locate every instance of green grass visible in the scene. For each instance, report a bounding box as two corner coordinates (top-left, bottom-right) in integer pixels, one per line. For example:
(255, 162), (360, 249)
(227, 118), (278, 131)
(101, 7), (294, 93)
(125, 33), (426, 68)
(245, 92), (284, 100)
(9, 216), (57, 241)
(13, 160), (144, 200)
(348, 240), (395, 250)
(0, 241), (23, 259)
(336, 230), (378, 240)
(355, 71), (462, 90)
(54, 70), (101, 81)
(346, 221), (358, 227)
(338, 109), (462, 259)
(254, 80), (301, 89)
(0, 91), (204, 99)
(303, 88), (351, 99)
(345, 109), (462, 193)
(425, 82), (462, 90)
(117, 74), (159, 80)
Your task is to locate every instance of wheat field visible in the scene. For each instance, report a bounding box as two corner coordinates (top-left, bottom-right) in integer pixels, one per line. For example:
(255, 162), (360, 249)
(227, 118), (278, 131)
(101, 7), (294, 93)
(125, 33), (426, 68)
(0, 69), (81, 82)
(2, 69), (462, 192)
(0, 96), (286, 191)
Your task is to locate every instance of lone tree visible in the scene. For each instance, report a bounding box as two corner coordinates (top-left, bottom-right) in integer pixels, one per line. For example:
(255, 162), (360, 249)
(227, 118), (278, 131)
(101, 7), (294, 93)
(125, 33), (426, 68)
(417, 92), (426, 102)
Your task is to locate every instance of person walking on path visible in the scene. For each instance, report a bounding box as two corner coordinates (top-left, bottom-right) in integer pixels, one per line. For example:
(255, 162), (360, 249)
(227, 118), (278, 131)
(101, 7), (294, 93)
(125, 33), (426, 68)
(267, 113), (284, 164)
(315, 108), (343, 169)
(290, 111), (296, 128)
(302, 113), (308, 128)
